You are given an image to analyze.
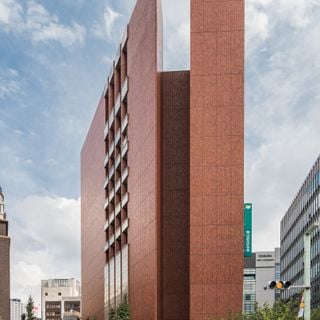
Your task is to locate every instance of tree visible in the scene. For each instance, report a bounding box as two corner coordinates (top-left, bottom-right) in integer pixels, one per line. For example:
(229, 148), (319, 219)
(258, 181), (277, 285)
(108, 295), (130, 320)
(312, 308), (320, 320)
(21, 314), (26, 320)
(116, 295), (130, 320)
(109, 307), (116, 320)
(25, 295), (36, 320)
(209, 299), (299, 320)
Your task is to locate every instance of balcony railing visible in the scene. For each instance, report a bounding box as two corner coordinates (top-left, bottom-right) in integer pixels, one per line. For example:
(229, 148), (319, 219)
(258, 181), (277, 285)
(115, 129), (121, 146)
(115, 179), (121, 193)
(121, 193), (129, 208)
(115, 45), (121, 65)
(122, 218), (129, 232)
(103, 176), (109, 190)
(121, 142), (128, 158)
(108, 111), (114, 129)
(115, 154), (121, 169)
(121, 114), (128, 133)
(115, 227), (121, 240)
(121, 136), (128, 148)
(109, 189), (115, 202)
(108, 142), (115, 158)
(105, 236), (115, 251)
(104, 220), (109, 231)
(115, 95), (121, 116)
(121, 77), (128, 100)
(104, 121), (109, 140)
(121, 167), (129, 183)
(109, 211), (115, 226)
(108, 165), (115, 180)
(115, 202), (121, 216)
(104, 197), (109, 210)
(104, 153), (109, 168)
(121, 25), (128, 48)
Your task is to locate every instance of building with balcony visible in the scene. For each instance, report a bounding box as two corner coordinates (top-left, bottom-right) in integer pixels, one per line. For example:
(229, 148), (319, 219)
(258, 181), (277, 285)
(281, 155), (320, 307)
(81, 0), (244, 319)
(0, 187), (10, 320)
(41, 279), (81, 320)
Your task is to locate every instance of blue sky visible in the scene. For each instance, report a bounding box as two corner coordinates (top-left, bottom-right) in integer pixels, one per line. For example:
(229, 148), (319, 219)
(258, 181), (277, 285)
(1, 0), (320, 311)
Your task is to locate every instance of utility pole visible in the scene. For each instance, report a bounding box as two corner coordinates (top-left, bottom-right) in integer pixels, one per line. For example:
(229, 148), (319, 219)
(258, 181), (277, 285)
(304, 222), (319, 320)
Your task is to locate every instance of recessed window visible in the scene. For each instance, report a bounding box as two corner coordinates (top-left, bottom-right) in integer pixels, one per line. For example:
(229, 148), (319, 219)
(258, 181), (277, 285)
(58, 292), (61, 296)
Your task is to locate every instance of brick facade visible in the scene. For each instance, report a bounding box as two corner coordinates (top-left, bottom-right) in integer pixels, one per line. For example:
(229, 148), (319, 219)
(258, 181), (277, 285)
(81, 0), (244, 319)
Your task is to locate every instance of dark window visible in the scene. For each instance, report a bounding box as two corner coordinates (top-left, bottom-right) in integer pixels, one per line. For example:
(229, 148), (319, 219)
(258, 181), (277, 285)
(45, 293), (48, 296)
(58, 292), (61, 296)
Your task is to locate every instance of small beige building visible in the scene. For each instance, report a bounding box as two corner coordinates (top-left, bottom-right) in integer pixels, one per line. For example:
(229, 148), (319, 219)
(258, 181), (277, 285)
(41, 279), (81, 320)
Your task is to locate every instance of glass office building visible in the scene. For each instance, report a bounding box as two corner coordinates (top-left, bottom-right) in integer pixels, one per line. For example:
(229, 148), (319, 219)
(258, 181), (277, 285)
(281, 155), (320, 306)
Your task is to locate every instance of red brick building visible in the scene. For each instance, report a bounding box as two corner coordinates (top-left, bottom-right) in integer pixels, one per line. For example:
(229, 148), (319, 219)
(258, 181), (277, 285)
(81, 0), (244, 319)
(0, 188), (10, 320)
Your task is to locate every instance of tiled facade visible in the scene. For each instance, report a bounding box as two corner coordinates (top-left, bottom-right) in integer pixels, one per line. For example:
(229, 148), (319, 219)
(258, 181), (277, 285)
(190, 0), (244, 318)
(281, 155), (320, 307)
(161, 71), (190, 318)
(81, 97), (106, 320)
(0, 189), (10, 320)
(81, 0), (244, 319)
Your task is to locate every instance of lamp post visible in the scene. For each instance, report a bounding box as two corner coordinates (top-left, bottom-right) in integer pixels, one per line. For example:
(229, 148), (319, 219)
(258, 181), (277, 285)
(303, 222), (319, 320)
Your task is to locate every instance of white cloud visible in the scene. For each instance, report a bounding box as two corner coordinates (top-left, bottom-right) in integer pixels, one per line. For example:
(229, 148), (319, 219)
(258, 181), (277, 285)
(275, 0), (320, 28)
(92, 5), (122, 41)
(10, 196), (80, 306)
(162, 0), (189, 70)
(103, 6), (121, 38)
(246, 3), (269, 56)
(0, 0), (85, 46)
(245, 0), (320, 251)
(0, 68), (20, 98)
(0, 0), (23, 30)
(26, 1), (85, 46)
(246, 0), (320, 58)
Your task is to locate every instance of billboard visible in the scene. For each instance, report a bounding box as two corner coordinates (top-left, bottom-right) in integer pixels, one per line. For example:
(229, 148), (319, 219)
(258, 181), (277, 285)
(244, 203), (252, 257)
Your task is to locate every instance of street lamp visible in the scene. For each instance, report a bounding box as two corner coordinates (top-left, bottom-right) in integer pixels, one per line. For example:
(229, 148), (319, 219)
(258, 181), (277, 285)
(303, 222), (319, 320)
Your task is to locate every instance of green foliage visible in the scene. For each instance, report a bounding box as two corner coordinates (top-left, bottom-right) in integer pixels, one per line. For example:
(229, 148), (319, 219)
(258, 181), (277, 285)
(312, 308), (320, 320)
(117, 295), (130, 320)
(108, 295), (130, 320)
(26, 295), (36, 320)
(210, 299), (299, 320)
(109, 308), (116, 320)
(21, 314), (26, 320)
(247, 299), (298, 320)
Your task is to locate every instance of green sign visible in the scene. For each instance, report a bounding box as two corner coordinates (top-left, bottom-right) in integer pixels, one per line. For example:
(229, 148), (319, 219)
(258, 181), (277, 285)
(244, 203), (252, 257)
